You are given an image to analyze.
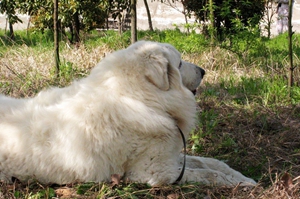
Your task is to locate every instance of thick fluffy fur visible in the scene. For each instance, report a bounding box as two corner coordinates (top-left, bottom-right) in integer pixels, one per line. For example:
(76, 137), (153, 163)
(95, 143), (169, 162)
(0, 41), (255, 186)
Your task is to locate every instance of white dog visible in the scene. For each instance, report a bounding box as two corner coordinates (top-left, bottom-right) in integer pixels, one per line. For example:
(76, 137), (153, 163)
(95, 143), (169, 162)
(0, 41), (256, 186)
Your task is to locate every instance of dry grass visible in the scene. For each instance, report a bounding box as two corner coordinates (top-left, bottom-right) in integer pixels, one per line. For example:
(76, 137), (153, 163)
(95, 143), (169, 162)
(0, 44), (299, 198)
(0, 44), (111, 97)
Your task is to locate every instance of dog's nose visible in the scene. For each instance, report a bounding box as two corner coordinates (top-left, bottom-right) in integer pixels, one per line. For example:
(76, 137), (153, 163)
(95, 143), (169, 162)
(200, 68), (205, 77)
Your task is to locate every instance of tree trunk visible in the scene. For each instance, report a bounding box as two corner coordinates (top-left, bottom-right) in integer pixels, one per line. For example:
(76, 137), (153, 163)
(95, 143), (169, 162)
(131, 0), (137, 43)
(8, 20), (15, 40)
(118, 13), (122, 35)
(73, 11), (81, 44)
(180, 0), (189, 33)
(288, 0), (294, 94)
(106, 15), (109, 30)
(5, 17), (8, 33)
(54, 0), (60, 77)
(143, 0), (153, 31)
(266, 0), (272, 39)
(69, 24), (74, 43)
(209, 0), (215, 50)
(183, 7), (189, 33)
(27, 16), (31, 37)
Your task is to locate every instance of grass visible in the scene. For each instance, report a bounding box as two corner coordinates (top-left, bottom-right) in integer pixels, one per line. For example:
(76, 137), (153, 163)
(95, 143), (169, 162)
(0, 29), (300, 198)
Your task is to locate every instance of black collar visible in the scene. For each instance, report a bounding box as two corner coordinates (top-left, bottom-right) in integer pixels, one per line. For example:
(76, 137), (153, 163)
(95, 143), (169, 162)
(172, 126), (186, 184)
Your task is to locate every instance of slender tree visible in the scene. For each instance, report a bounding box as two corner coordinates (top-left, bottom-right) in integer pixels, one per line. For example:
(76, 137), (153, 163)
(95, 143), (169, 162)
(288, 0), (294, 96)
(73, 11), (80, 44)
(54, 0), (60, 77)
(8, 20), (15, 40)
(263, 0), (276, 39)
(0, 0), (21, 40)
(180, 0), (190, 33)
(143, 0), (153, 31)
(208, 0), (215, 49)
(131, 0), (137, 43)
(160, 0), (191, 33)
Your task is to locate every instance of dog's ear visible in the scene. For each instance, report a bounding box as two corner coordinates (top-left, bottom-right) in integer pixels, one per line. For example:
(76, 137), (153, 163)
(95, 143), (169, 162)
(145, 55), (169, 91)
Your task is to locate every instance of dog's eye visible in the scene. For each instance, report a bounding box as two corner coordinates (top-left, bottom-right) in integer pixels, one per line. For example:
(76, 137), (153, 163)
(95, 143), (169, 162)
(179, 61), (182, 69)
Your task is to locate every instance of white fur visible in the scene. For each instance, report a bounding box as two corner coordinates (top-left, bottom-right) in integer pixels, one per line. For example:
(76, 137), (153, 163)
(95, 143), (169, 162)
(0, 41), (255, 186)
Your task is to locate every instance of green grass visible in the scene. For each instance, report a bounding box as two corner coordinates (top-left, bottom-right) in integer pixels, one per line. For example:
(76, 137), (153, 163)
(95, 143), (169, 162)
(0, 29), (299, 198)
(219, 76), (300, 106)
(83, 29), (209, 53)
(0, 29), (54, 49)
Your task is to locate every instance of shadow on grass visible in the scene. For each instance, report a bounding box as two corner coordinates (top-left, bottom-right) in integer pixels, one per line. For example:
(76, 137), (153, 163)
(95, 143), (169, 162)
(194, 79), (300, 188)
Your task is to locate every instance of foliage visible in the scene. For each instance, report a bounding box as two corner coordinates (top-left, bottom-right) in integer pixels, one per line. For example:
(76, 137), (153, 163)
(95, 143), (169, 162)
(0, 0), (23, 39)
(108, 0), (130, 20)
(15, 0), (108, 43)
(0, 0), (22, 24)
(184, 0), (266, 40)
(16, 0), (134, 42)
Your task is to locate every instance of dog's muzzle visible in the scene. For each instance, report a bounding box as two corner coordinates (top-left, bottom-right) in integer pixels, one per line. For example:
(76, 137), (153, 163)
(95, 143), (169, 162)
(192, 68), (205, 95)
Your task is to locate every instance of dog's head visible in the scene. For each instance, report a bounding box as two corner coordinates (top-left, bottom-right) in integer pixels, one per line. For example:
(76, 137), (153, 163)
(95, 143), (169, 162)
(128, 41), (205, 95)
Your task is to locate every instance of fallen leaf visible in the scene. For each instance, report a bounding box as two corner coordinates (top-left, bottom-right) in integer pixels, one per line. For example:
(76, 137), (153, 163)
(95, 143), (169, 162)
(111, 174), (121, 187)
(167, 193), (179, 199)
(55, 187), (74, 198)
(281, 172), (293, 191)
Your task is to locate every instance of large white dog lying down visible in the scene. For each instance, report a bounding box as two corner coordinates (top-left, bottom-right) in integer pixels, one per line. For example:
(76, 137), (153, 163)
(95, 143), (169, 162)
(0, 41), (256, 186)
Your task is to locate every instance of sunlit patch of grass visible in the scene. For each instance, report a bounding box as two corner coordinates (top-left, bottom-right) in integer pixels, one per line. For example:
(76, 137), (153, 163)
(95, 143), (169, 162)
(219, 76), (297, 106)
